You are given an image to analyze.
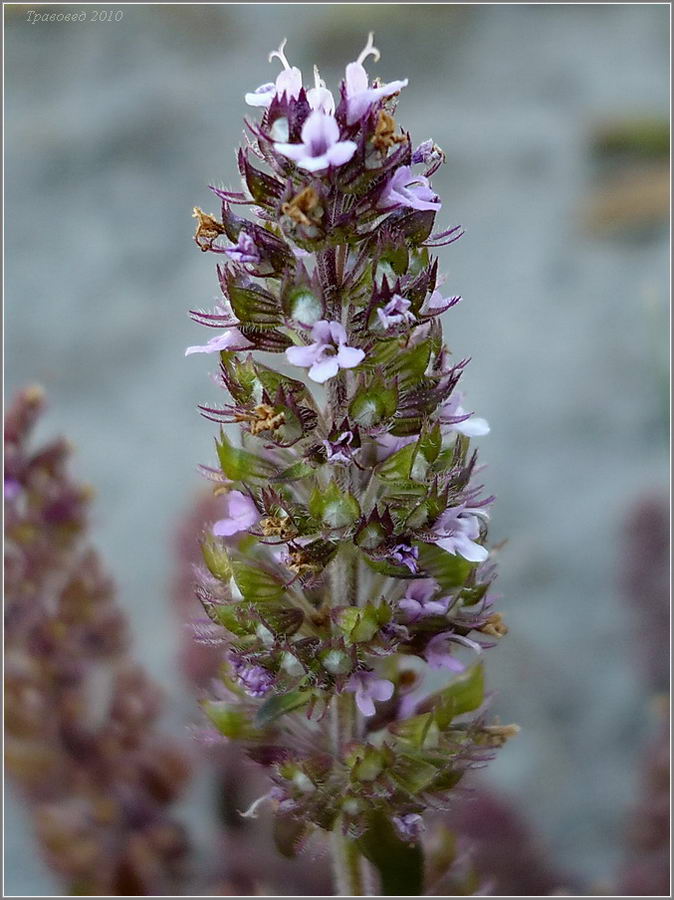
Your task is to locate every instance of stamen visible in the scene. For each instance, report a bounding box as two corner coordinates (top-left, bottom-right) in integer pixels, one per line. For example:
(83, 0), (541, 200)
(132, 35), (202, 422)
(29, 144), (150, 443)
(268, 38), (291, 70)
(313, 64), (325, 89)
(239, 791), (273, 819)
(357, 31), (381, 66)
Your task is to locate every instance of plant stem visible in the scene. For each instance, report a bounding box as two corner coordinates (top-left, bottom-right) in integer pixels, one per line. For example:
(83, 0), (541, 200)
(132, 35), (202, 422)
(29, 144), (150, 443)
(330, 692), (368, 895)
(331, 822), (367, 896)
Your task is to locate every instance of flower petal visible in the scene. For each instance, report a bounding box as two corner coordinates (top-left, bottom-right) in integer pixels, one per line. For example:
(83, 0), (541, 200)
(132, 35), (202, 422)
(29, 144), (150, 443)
(355, 691), (376, 717)
(286, 343), (322, 367)
(369, 678), (394, 702)
(336, 344), (365, 369)
(452, 534), (489, 563)
(301, 109), (340, 148)
(185, 329), (251, 356)
(455, 416), (490, 437)
(273, 142), (309, 163)
(326, 140), (357, 167)
(309, 356), (340, 383)
(245, 82), (275, 107)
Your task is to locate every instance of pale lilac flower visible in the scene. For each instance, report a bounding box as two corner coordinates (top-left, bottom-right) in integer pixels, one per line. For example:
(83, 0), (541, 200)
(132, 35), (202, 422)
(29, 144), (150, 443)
(344, 33), (408, 125)
(439, 392), (490, 437)
(212, 490), (260, 537)
(399, 579), (450, 622)
(389, 542), (419, 573)
(232, 660), (274, 698)
(185, 327), (254, 356)
(424, 631), (482, 672)
(411, 140), (434, 164)
(274, 111), (357, 173)
(285, 320), (364, 383)
(307, 65), (335, 115)
(345, 671), (394, 717)
(433, 504), (489, 563)
(411, 140), (445, 174)
(378, 165), (441, 212)
(323, 430), (358, 464)
(245, 39), (303, 107)
(393, 813), (425, 843)
(377, 294), (416, 330)
(225, 231), (261, 265)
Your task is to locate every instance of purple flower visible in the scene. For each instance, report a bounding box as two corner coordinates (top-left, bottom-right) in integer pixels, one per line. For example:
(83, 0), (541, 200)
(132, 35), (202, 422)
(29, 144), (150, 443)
(245, 39), (303, 107)
(285, 320), (364, 383)
(185, 327), (253, 356)
(232, 660), (274, 698)
(424, 631), (482, 672)
(433, 505), (489, 563)
(439, 392), (490, 437)
(344, 33), (408, 125)
(411, 139), (445, 174)
(399, 579), (450, 622)
(393, 813), (425, 843)
(411, 140), (434, 164)
(377, 294), (416, 330)
(323, 430), (358, 464)
(345, 671), (394, 717)
(225, 231), (261, 266)
(274, 111), (357, 173)
(212, 490), (260, 537)
(389, 542), (419, 573)
(378, 165), (441, 212)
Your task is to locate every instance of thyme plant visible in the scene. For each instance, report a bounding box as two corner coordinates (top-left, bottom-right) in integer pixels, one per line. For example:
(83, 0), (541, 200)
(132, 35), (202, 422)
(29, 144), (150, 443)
(187, 35), (515, 895)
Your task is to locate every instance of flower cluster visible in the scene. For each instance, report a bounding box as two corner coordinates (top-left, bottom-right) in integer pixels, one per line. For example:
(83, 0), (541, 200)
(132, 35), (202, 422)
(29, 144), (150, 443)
(4, 387), (190, 896)
(186, 35), (513, 893)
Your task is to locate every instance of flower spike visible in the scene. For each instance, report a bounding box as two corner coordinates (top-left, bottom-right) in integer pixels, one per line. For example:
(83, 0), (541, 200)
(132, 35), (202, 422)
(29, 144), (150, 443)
(187, 35), (511, 896)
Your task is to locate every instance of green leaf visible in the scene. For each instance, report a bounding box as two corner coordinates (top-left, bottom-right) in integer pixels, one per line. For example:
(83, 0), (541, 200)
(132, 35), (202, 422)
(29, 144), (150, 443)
(377, 442), (417, 482)
(337, 604), (388, 643)
(253, 361), (307, 398)
(215, 433), (276, 482)
(433, 663), (485, 729)
(211, 602), (252, 636)
(227, 275), (282, 328)
(392, 753), (438, 793)
(202, 700), (260, 739)
(231, 559), (285, 602)
(356, 810), (424, 896)
(272, 460), (315, 483)
(201, 537), (232, 582)
(389, 712), (434, 749)
(417, 423), (442, 464)
(220, 354), (259, 405)
(387, 340), (432, 388)
(308, 481), (360, 529)
(255, 690), (310, 727)
(391, 208), (437, 244)
(349, 377), (399, 428)
(417, 543), (474, 590)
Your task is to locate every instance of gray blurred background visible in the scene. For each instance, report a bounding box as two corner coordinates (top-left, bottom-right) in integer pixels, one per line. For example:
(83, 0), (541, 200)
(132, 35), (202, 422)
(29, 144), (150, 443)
(5, 3), (669, 895)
